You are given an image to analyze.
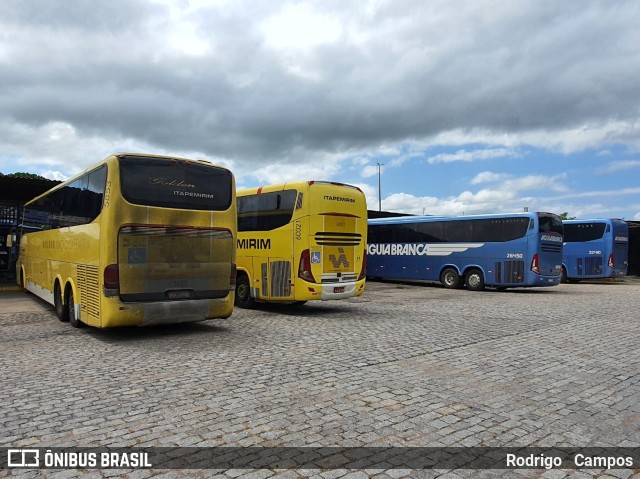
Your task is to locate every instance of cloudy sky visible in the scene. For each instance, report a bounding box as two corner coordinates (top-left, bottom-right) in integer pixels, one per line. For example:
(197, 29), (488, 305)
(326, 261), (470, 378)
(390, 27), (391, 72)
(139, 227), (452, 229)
(1, 0), (639, 219)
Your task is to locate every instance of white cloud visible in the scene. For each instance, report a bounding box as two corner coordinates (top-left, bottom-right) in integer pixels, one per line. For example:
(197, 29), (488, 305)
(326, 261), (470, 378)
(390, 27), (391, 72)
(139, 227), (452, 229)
(0, 119), (236, 177)
(381, 172), (568, 216)
(260, 3), (342, 52)
(427, 147), (518, 164)
(550, 187), (640, 201)
(361, 164), (380, 179)
(596, 160), (640, 175)
(41, 170), (68, 181)
(471, 171), (511, 185)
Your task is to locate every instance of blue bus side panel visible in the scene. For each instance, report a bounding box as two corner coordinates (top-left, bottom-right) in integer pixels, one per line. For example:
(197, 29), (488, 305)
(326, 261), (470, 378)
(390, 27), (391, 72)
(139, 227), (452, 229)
(367, 240), (560, 287)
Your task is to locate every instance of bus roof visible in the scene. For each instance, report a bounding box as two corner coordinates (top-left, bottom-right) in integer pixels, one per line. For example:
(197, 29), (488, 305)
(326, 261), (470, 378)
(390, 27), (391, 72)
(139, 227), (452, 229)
(368, 211), (554, 225)
(238, 180), (363, 196)
(23, 153), (218, 206)
(562, 218), (627, 225)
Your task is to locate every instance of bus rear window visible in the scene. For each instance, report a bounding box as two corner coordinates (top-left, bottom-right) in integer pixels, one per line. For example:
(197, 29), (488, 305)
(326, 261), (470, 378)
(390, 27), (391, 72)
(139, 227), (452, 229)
(119, 156), (232, 211)
(538, 213), (563, 235)
(563, 223), (606, 242)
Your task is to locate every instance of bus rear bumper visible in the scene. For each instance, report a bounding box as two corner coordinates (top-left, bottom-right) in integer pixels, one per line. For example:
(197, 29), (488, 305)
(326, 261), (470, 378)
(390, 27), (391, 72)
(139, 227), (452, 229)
(319, 280), (365, 300)
(102, 296), (234, 327)
(531, 274), (561, 286)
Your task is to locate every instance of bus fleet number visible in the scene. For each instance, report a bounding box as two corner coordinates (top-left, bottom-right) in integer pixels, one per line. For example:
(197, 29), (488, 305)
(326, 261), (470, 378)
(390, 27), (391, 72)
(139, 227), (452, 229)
(506, 253), (524, 259)
(295, 221), (302, 241)
(588, 250), (602, 255)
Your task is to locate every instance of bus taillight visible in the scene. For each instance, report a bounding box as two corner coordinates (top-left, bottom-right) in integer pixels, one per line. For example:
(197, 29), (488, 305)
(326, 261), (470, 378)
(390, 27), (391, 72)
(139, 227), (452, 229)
(358, 250), (367, 281)
(530, 254), (540, 274)
(104, 264), (120, 295)
(298, 249), (317, 283)
(608, 253), (615, 269)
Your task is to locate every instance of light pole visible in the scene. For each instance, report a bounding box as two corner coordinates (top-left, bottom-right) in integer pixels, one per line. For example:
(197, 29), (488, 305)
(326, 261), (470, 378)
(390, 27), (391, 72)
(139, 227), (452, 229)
(377, 162), (384, 211)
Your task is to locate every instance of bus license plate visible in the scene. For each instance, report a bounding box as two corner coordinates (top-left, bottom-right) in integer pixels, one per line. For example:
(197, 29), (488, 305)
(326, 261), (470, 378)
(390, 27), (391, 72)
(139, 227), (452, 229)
(334, 286), (345, 293)
(167, 290), (193, 300)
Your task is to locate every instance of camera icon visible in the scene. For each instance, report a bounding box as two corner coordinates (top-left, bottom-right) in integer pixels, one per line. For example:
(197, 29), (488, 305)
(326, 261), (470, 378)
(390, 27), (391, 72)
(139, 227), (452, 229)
(7, 449), (40, 468)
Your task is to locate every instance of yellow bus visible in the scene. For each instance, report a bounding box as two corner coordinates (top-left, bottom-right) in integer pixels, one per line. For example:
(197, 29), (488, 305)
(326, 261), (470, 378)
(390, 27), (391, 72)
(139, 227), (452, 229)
(235, 181), (367, 307)
(17, 153), (236, 328)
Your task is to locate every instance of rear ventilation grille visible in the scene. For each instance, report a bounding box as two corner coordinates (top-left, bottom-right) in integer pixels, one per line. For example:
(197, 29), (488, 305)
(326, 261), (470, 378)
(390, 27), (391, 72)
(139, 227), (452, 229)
(495, 260), (525, 283)
(314, 232), (361, 246)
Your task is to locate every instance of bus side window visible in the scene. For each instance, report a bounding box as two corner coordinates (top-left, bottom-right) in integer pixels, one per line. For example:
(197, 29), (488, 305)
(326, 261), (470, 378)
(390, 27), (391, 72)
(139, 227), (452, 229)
(83, 166), (107, 222)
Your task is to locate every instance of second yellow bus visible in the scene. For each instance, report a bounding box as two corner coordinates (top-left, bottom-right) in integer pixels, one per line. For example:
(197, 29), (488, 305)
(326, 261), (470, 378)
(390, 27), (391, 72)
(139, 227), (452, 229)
(235, 181), (367, 307)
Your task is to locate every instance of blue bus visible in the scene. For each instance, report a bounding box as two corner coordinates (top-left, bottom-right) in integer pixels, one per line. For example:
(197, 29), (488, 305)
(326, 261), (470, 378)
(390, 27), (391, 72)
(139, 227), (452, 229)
(561, 218), (628, 283)
(367, 212), (564, 291)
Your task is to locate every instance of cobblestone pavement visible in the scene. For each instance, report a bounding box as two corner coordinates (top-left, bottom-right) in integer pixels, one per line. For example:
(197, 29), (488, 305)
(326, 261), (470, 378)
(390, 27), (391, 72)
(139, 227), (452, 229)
(1, 279), (639, 479)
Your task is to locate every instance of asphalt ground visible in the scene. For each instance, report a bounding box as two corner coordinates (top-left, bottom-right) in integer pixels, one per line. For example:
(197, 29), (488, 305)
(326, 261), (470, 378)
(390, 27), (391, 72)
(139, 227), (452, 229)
(1, 278), (639, 479)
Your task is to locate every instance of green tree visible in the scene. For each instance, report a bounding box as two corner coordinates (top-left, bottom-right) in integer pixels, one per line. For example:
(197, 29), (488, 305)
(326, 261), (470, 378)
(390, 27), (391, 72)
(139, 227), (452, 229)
(5, 172), (48, 180)
(559, 212), (576, 220)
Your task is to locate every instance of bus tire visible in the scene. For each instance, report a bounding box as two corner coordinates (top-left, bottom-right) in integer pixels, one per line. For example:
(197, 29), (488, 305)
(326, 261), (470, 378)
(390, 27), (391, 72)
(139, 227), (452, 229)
(440, 268), (461, 289)
(235, 273), (255, 309)
(67, 287), (83, 328)
(55, 282), (69, 322)
(465, 269), (485, 291)
(560, 266), (568, 283)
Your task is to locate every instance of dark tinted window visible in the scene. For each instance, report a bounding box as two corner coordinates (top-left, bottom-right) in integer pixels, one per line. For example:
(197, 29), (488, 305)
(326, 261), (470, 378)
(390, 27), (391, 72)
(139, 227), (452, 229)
(444, 220), (473, 242)
(119, 156), (232, 211)
(22, 165), (107, 230)
(415, 221), (444, 242)
(368, 225), (393, 243)
(237, 190), (298, 231)
(538, 213), (563, 235)
(392, 224), (417, 243)
(475, 217), (529, 242)
(563, 223), (606, 242)
(369, 217), (529, 243)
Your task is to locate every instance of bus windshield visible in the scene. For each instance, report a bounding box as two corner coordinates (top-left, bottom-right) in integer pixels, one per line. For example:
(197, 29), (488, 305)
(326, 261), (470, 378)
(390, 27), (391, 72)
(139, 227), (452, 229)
(119, 155), (233, 211)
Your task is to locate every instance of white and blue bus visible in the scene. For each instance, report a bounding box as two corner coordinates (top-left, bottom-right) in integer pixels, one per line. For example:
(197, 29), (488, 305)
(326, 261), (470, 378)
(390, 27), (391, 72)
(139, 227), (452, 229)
(561, 218), (628, 283)
(367, 212), (564, 291)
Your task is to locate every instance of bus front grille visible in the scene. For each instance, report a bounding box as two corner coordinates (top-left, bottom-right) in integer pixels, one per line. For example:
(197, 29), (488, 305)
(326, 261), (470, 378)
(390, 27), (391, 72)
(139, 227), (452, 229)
(495, 260), (525, 283)
(314, 232), (362, 246)
(77, 264), (100, 319)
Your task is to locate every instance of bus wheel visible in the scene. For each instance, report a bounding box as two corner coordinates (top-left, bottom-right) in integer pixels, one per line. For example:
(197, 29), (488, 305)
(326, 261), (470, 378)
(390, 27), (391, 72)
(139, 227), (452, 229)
(67, 288), (83, 328)
(235, 274), (255, 309)
(21, 269), (29, 293)
(54, 283), (69, 322)
(440, 268), (461, 289)
(465, 269), (485, 292)
(560, 266), (568, 283)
